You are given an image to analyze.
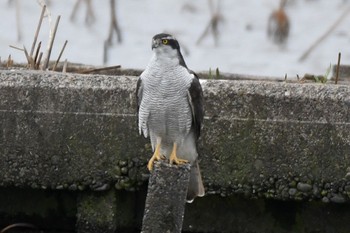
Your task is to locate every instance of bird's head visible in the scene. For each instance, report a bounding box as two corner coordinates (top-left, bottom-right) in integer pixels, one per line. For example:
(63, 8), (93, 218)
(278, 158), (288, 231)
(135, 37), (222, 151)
(151, 33), (187, 67)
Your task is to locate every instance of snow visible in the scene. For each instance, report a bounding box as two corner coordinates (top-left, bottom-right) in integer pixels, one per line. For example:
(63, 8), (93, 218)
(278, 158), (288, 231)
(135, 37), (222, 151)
(1, 0), (350, 78)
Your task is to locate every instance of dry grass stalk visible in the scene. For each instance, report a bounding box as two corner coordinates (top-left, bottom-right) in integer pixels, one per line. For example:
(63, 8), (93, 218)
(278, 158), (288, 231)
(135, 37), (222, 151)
(6, 55), (13, 67)
(34, 41), (42, 65)
(8, 3), (67, 71)
(63, 59), (68, 73)
(23, 46), (35, 68)
(36, 52), (43, 69)
(335, 52), (341, 84)
(42, 15), (61, 70)
(52, 40), (68, 71)
(30, 4), (46, 57)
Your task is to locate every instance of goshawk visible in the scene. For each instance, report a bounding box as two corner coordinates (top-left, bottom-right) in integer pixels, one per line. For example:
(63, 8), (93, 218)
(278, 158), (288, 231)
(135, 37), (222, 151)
(136, 33), (205, 202)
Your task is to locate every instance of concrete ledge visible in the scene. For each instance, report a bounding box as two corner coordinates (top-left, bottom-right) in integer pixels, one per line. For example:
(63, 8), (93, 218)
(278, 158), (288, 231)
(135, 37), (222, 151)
(1, 69), (350, 232)
(202, 80), (350, 203)
(0, 70), (148, 192)
(1, 69), (350, 202)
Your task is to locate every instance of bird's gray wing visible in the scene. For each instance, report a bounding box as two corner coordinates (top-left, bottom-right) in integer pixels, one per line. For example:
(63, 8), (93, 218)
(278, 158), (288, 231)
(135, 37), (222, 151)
(136, 76), (143, 114)
(136, 76), (148, 136)
(187, 71), (204, 139)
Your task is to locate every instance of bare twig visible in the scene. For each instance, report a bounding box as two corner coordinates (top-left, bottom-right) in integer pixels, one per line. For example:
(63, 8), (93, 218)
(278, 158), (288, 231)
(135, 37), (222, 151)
(53, 40), (68, 71)
(42, 15), (61, 70)
(104, 0), (122, 64)
(196, 22), (212, 45)
(30, 5), (46, 57)
(70, 0), (95, 26)
(299, 6), (350, 62)
(106, 0), (122, 45)
(335, 52), (341, 84)
(196, 0), (223, 46)
(70, 0), (82, 22)
(9, 45), (24, 51)
(78, 65), (121, 74)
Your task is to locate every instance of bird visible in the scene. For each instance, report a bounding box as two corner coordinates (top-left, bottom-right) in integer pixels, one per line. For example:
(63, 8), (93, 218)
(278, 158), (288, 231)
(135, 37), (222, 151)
(267, 0), (290, 46)
(136, 33), (205, 203)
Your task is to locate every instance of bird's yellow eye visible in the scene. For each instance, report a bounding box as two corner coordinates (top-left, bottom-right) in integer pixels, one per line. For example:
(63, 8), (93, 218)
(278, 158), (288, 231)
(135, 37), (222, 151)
(162, 39), (169, 45)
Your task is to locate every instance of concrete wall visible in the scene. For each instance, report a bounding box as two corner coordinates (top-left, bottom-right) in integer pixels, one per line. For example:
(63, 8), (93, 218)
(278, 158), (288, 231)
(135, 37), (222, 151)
(1, 69), (350, 232)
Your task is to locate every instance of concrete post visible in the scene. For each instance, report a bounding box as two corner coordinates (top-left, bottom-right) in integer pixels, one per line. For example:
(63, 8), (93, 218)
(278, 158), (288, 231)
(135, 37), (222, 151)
(141, 161), (190, 233)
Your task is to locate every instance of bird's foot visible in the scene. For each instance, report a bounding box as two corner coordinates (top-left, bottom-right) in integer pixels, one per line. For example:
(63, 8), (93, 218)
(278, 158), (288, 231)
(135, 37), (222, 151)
(147, 154), (163, 171)
(147, 143), (164, 171)
(169, 143), (188, 165)
(169, 156), (189, 165)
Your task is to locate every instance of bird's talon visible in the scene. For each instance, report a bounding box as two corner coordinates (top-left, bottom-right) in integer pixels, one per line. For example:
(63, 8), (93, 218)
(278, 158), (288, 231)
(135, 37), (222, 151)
(147, 160), (154, 171)
(169, 158), (189, 165)
(169, 143), (188, 165)
(147, 141), (162, 171)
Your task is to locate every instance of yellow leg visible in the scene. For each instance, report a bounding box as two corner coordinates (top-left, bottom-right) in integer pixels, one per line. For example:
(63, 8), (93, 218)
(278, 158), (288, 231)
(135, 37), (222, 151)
(147, 138), (163, 171)
(169, 143), (188, 165)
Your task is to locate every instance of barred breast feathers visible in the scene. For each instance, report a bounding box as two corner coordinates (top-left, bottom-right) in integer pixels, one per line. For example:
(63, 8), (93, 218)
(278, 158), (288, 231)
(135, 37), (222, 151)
(138, 56), (195, 141)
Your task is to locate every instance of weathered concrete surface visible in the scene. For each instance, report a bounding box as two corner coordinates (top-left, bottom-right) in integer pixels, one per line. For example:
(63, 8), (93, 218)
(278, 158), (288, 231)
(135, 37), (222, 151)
(1, 69), (350, 232)
(0, 70), (149, 192)
(1, 69), (350, 202)
(202, 80), (350, 202)
(142, 161), (190, 233)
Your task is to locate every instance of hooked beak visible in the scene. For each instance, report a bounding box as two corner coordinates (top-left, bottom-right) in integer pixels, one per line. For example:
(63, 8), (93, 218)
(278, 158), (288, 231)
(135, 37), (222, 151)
(152, 39), (160, 50)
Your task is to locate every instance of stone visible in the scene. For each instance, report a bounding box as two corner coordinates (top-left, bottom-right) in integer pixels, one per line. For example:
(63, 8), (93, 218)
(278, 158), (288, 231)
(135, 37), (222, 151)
(288, 188), (297, 196)
(297, 182), (312, 193)
(330, 194), (346, 204)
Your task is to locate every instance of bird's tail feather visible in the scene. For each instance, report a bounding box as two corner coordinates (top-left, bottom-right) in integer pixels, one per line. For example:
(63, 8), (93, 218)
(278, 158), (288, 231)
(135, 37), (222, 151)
(186, 160), (205, 203)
